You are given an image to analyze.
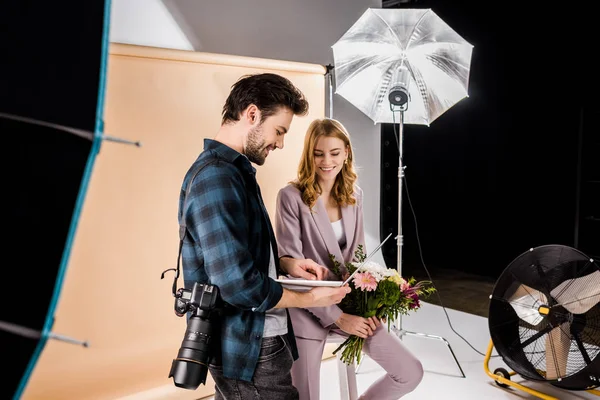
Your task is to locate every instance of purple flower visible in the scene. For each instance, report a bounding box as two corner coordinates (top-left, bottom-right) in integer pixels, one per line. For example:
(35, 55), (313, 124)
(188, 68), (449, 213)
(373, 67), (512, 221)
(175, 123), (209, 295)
(409, 292), (420, 309)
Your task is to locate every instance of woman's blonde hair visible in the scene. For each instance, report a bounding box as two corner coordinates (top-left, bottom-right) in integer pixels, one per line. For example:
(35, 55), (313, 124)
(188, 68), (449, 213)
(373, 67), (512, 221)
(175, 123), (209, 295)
(293, 118), (358, 210)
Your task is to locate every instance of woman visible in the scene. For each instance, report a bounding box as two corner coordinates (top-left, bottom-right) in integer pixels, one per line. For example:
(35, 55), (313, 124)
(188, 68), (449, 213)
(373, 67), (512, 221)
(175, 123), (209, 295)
(275, 118), (424, 400)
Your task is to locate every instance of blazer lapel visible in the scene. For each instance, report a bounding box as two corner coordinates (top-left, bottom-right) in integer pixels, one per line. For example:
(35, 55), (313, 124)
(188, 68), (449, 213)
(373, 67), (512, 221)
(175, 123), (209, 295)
(312, 198), (347, 275)
(340, 203), (356, 262)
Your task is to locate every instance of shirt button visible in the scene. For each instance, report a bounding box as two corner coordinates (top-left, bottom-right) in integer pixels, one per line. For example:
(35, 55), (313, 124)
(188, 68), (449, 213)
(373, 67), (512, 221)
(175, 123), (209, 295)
(255, 335), (260, 339)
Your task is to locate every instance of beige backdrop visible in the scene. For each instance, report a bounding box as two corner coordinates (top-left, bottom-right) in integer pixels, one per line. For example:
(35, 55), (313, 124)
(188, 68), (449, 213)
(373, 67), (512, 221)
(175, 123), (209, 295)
(21, 44), (327, 400)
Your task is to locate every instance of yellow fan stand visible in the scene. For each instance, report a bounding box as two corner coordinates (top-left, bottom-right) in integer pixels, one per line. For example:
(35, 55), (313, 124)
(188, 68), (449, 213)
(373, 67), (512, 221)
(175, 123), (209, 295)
(484, 339), (600, 399)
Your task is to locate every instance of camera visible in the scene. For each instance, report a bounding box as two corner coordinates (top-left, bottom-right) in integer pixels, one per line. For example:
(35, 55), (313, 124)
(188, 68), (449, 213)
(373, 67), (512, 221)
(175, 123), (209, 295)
(168, 282), (221, 390)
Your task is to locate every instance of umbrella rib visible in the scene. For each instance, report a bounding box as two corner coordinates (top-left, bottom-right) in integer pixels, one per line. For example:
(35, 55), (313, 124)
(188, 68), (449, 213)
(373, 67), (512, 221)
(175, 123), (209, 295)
(406, 64), (431, 122)
(0, 320), (41, 340)
(415, 40), (473, 50)
(0, 111), (141, 147)
(0, 111), (94, 141)
(370, 9), (405, 50)
(336, 54), (395, 92)
(427, 52), (471, 72)
(405, 9), (433, 50)
(0, 320), (89, 347)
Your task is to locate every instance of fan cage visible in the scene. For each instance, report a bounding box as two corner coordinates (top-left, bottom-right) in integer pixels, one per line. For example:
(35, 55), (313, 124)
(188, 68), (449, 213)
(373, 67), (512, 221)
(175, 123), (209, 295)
(489, 245), (600, 390)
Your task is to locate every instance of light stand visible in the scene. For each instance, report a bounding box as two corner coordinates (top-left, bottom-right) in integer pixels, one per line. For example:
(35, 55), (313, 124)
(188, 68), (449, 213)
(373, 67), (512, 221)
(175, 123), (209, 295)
(326, 64), (335, 119)
(387, 83), (466, 378)
(329, 62), (465, 378)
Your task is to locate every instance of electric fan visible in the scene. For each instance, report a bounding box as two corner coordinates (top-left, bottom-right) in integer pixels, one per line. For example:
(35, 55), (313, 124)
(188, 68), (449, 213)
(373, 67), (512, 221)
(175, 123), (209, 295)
(485, 244), (600, 399)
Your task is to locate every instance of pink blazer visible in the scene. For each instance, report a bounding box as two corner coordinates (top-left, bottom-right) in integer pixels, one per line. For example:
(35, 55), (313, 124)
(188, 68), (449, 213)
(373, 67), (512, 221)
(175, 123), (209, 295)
(275, 184), (366, 340)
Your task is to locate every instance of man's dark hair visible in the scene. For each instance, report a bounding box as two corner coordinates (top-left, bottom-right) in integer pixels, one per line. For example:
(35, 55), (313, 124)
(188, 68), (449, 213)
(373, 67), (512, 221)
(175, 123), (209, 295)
(221, 73), (309, 125)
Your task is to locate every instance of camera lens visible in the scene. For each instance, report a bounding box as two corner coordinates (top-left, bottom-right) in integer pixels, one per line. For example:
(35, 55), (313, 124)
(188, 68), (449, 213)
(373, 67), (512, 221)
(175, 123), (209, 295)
(169, 313), (215, 389)
(169, 357), (208, 390)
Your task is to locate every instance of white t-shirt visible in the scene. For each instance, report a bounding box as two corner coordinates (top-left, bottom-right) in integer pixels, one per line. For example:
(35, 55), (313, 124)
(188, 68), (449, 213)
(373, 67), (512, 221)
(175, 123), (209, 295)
(263, 246), (288, 337)
(331, 218), (346, 248)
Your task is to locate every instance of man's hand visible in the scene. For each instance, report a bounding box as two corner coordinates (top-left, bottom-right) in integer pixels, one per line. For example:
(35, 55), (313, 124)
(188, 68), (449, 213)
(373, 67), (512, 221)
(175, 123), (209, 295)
(307, 286), (351, 307)
(275, 285), (351, 309)
(335, 314), (381, 339)
(280, 257), (330, 280)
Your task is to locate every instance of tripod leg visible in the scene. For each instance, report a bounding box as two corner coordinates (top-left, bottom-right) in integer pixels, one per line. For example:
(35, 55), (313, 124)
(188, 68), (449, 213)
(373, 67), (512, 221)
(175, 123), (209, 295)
(392, 325), (466, 378)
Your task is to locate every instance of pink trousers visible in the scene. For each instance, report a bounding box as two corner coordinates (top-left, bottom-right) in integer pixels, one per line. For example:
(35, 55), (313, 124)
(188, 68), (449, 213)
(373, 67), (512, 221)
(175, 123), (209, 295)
(291, 326), (423, 400)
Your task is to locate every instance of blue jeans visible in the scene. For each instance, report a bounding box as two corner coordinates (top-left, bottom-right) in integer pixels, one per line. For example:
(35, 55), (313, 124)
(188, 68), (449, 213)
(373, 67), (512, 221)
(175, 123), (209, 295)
(209, 335), (299, 400)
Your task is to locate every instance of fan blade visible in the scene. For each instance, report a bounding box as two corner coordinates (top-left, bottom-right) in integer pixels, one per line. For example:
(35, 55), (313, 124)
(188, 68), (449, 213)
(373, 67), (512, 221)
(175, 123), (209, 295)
(508, 284), (547, 326)
(545, 323), (571, 380)
(550, 271), (600, 314)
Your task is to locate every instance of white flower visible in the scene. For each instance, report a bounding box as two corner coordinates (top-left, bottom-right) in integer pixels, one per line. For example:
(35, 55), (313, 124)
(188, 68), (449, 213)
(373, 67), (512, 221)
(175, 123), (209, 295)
(353, 261), (395, 282)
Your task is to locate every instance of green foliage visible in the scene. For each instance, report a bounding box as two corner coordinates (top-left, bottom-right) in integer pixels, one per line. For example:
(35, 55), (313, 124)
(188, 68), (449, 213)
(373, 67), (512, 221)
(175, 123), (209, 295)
(328, 246), (437, 365)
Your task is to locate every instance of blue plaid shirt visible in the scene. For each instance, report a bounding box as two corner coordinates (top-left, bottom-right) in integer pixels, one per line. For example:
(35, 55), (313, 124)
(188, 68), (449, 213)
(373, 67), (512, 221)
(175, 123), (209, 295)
(179, 139), (298, 382)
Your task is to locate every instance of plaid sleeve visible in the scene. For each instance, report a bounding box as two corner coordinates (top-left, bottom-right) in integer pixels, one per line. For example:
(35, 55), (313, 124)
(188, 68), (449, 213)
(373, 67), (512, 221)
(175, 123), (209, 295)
(185, 161), (283, 312)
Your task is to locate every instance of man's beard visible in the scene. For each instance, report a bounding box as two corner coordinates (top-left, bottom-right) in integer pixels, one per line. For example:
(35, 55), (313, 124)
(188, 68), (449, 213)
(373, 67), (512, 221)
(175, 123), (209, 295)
(245, 125), (267, 165)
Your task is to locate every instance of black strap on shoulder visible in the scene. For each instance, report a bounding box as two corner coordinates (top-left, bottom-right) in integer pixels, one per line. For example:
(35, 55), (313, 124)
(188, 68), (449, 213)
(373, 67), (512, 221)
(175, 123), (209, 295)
(160, 160), (217, 296)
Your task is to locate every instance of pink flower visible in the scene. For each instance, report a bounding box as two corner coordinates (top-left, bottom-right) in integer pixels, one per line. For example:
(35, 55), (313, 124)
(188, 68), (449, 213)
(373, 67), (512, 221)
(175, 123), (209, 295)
(400, 279), (411, 292)
(353, 272), (378, 291)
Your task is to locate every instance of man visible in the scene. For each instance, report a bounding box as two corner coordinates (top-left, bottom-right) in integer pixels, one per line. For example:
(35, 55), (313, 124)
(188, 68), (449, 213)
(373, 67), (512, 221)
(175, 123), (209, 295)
(179, 73), (350, 399)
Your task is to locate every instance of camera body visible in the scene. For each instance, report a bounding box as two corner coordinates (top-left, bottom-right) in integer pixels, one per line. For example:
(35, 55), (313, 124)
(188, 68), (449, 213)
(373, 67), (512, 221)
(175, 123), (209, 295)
(168, 282), (221, 390)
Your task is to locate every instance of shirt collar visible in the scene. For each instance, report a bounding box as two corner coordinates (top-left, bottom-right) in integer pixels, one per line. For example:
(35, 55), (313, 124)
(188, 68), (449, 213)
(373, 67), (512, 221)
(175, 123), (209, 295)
(203, 138), (256, 175)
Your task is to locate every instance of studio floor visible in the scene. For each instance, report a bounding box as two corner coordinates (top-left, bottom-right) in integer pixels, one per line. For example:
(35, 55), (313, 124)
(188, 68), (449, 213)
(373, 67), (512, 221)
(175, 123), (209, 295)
(204, 301), (598, 400)
(199, 296), (600, 400)
(201, 267), (599, 400)
(317, 301), (598, 400)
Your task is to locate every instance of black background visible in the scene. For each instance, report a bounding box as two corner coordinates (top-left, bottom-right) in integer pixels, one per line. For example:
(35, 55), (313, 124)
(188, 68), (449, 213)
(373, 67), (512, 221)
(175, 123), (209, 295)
(379, 0), (596, 279)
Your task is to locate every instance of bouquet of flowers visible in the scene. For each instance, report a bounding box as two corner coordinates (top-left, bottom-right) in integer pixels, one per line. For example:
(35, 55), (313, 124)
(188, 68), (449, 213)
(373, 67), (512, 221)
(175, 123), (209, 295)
(329, 245), (436, 365)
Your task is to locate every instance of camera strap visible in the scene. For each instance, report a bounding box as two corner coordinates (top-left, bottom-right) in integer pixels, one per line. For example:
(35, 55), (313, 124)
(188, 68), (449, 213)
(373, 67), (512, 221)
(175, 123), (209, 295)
(161, 160), (217, 296)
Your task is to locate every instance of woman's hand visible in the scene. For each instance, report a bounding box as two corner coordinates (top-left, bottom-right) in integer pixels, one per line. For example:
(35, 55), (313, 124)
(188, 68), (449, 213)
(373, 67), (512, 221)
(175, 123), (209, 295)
(279, 257), (329, 280)
(335, 313), (381, 339)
